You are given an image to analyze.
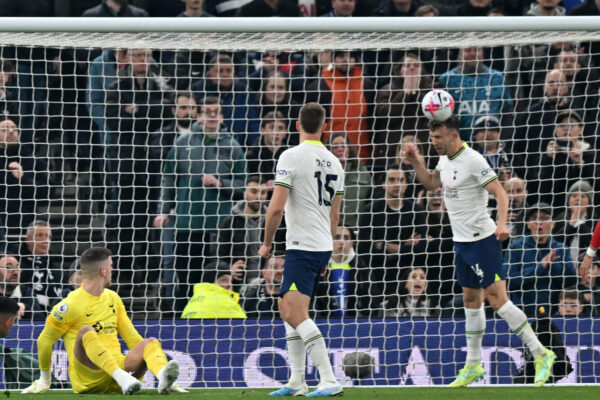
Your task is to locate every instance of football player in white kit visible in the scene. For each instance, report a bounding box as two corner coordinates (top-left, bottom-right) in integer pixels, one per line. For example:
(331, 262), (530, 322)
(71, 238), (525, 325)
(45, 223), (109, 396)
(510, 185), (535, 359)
(259, 103), (345, 397)
(402, 115), (556, 387)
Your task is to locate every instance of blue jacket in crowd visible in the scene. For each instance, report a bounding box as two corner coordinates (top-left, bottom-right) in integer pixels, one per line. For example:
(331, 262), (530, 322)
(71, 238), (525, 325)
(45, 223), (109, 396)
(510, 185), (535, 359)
(504, 235), (577, 316)
(439, 65), (514, 140)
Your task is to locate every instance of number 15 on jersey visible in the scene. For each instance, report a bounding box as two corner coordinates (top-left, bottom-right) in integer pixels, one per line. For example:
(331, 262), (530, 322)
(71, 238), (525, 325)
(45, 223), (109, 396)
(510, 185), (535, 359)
(314, 171), (337, 206)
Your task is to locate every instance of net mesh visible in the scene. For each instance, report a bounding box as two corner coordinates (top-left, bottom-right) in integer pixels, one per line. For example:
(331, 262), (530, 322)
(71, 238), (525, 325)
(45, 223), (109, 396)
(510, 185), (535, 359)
(0, 27), (598, 389)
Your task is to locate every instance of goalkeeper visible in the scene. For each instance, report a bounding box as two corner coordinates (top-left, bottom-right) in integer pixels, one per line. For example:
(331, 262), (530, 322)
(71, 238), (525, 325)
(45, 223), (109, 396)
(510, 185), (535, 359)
(22, 247), (184, 395)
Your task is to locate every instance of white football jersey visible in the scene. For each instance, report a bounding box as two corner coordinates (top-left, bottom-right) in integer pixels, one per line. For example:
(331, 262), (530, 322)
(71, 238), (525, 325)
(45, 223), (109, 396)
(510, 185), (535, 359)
(274, 140), (345, 251)
(434, 143), (498, 242)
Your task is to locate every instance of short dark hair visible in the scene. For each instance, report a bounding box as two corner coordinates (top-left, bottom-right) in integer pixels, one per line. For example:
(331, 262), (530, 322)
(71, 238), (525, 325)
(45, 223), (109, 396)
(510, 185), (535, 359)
(427, 115), (461, 133)
(171, 91), (197, 106)
(0, 296), (20, 318)
(201, 96), (221, 107)
(80, 247), (112, 278)
(387, 163), (401, 172)
(559, 290), (581, 303)
(299, 102), (326, 134)
(0, 59), (14, 75)
(261, 111), (287, 129)
(246, 174), (262, 186)
(209, 53), (233, 66)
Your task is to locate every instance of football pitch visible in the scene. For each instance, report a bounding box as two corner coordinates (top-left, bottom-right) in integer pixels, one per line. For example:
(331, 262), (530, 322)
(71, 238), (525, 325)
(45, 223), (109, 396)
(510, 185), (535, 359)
(9, 387), (600, 400)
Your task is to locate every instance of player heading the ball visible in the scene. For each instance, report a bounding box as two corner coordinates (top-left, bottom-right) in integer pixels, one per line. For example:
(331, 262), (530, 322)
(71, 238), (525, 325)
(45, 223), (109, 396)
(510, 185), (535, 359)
(402, 115), (556, 387)
(259, 102), (345, 397)
(22, 247), (186, 395)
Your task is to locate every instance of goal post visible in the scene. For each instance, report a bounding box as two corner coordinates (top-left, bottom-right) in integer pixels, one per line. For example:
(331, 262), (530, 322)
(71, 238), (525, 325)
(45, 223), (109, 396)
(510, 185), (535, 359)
(0, 16), (599, 389)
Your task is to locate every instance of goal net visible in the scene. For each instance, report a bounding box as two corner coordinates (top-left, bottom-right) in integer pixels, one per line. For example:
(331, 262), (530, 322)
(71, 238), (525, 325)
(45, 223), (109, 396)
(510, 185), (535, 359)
(0, 17), (599, 389)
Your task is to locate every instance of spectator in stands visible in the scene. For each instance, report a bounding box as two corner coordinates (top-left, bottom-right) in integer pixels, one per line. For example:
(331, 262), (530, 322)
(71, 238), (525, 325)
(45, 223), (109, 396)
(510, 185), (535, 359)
(538, 110), (597, 208)
(372, 0), (419, 16)
(569, 0), (600, 67)
(513, 69), (582, 179)
(306, 51), (375, 159)
(179, 0), (214, 16)
(526, 0), (566, 15)
(395, 134), (428, 199)
(247, 111), (288, 185)
(236, 0), (300, 16)
(455, 0), (493, 16)
(439, 46), (513, 140)
(150, 92), (198, 162)
(471, 115), (520, 183)
(0, 118), (49, 234)
(553, 180), (595, 262)
(0, 1), (53, 16)
(326, 132), (371, 228)
(374, 53), (433, 164)
(82, 0), (149, 16)
(155, 97), (246, 311)
(180, 261), (247, 319)
(216, 175), (269, 281)
(381, 267), (438, 317)
(241, 252), (284, 319)
(358, 165), (427, 297)
(504, 203), (577, 316)
(0, 59), (17, 118)
(244, 51), (306, 104)
(105, 48), (172, 287)
(315, 226), (368, 318)
(0, 256), (25, 318)
(504, 177), (530, 239)
(19, 221), (63, 319)
(576, 256), (600, 314)
(255, 70), (301, 136)
(320, 0), (355, 16)
(417, 187), (456, 307)
(192, 54), (260, 146)
(87, 49), (129, 142)
(414, 3), (439, 16)
(556, 289), (587, 316)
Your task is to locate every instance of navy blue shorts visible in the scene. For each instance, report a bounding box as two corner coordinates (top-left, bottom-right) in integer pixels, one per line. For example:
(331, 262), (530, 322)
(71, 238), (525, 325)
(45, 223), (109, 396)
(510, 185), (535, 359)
(454, 233), (505, 289)
(279, 249), (332, 298)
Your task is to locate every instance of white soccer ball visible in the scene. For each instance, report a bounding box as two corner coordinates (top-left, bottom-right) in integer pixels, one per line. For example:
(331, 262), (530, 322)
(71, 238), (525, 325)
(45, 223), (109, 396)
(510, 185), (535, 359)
(421, 89), (455, 121)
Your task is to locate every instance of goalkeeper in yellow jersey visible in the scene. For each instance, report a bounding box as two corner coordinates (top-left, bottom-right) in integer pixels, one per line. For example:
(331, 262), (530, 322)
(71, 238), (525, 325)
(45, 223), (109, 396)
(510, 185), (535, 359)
(22, 247), (185, 395)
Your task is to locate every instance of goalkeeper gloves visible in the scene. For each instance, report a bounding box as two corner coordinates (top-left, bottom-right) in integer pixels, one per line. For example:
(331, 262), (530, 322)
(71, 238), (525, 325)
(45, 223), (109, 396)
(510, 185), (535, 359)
(22, 370), (51, 394)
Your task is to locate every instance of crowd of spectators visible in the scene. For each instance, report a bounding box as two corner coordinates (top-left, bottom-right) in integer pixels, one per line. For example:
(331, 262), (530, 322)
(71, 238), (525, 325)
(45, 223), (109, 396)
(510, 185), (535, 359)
(0, 0), (598, 319)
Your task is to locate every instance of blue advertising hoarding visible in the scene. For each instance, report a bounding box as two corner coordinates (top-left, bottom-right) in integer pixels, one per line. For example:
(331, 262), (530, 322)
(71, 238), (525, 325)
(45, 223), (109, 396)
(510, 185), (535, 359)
(2, 318), (599, 389)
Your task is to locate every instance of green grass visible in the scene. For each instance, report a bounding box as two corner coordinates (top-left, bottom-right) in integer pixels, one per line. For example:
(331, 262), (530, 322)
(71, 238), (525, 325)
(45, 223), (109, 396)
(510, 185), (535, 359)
(7, 387), (600, 400)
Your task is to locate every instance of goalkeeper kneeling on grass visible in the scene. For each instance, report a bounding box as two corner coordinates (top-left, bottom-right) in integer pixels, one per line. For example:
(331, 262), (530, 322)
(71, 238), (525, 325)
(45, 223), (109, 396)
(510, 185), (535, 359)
(23, 247), (186, 395)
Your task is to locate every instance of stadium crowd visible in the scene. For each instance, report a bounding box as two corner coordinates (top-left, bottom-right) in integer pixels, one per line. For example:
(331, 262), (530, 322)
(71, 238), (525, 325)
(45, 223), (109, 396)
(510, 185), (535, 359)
(0, 0), (599, 320)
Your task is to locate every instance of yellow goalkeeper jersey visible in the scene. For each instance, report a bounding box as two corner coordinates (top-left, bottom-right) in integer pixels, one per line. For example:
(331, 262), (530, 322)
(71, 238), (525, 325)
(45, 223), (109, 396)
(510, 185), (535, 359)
(37, 287), (143, 372)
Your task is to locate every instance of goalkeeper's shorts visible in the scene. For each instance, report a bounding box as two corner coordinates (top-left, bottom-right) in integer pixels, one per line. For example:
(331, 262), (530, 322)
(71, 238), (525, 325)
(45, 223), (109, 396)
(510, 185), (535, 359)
(454, 233), (505, 289)
(69, 352), (127, 394)
(280, 249), (332, 299)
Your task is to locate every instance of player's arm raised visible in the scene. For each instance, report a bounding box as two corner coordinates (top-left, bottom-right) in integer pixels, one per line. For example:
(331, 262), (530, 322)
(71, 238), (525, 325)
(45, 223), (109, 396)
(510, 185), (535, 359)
(401, 143), (441, 191)
(485, 179), (510, 242)
(259, 184), (290, 258)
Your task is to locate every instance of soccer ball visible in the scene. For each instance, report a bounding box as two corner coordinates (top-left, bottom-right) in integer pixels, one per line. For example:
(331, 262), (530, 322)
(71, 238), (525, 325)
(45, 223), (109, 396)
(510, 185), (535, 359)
(421, 89), (455, 121)
(342, 351), (374, 379)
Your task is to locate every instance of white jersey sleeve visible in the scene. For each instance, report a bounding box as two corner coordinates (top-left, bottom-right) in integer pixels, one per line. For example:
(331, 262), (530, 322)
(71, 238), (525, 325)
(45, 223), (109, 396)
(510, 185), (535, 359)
(274, 150), (295, 190)
(469, 154), (498, 187)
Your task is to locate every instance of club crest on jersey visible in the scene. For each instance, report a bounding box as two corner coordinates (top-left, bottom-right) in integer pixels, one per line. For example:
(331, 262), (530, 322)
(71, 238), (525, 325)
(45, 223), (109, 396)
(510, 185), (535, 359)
(57, 303), (68, 314)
